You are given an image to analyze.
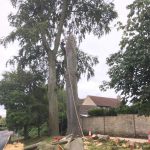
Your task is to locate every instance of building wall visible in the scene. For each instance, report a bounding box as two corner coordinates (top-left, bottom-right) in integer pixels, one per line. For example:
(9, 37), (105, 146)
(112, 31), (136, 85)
(82, 97), (96, 106)
(81, 114), (150, 137)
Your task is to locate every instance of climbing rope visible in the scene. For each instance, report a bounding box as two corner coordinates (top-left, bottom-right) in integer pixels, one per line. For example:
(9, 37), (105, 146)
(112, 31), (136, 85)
(67, 67), (84, 138)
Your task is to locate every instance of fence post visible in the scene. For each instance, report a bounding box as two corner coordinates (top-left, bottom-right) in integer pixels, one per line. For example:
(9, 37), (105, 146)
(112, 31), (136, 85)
(133, 114), (136, 137)
(103, 116), (105, 135)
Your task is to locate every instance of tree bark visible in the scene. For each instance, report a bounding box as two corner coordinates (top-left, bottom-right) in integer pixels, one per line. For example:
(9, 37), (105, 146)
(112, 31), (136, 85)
(66, 72), (73, 134)
(48, 51), (59, 135)
(46, 0), (68, 135)
(65, 34), (82, 136)
(53, 0), (68, 55)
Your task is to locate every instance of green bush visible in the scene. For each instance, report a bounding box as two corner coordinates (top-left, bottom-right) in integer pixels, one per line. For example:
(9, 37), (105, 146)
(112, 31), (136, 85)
(88, 105), (138, 117)
(88, 108), (105, 116)
(59, 112), (67, 135)
(106, 108), (117, 116)
(88, 108), (117, 116)
(83, 130), (89, 136)
(29, 127), (38, 138)
(40, 122), (48, 136)
(28, 122), (49, 138)
(116, 105), (138, 114)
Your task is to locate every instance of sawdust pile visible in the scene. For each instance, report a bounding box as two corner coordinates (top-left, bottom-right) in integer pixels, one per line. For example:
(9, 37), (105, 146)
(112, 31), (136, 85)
(3, 142), (24, 150)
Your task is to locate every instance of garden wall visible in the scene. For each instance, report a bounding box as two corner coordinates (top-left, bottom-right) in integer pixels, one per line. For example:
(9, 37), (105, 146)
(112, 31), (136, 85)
(81, 114), (150, 137)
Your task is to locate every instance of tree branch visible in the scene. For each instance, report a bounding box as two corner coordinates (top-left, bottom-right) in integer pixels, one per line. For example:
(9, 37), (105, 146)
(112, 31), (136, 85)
(53, 0), (68, 54)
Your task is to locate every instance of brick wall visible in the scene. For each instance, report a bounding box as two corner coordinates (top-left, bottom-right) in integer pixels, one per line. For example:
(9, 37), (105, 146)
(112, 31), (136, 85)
(81, 114), (150, 137)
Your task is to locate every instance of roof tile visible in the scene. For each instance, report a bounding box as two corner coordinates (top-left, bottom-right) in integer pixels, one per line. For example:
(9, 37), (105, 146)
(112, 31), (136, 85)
(89, 95), (120, 108)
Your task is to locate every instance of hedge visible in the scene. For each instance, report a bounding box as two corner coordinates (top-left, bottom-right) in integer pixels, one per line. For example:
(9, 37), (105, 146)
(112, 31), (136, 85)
(88, 105), (138, 117)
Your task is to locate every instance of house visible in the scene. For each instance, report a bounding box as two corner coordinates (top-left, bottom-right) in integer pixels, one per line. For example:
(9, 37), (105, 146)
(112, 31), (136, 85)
(79, 95), (120, 116)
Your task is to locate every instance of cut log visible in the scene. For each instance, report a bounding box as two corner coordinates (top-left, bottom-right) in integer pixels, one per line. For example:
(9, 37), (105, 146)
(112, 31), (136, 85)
(24, 142), (41, 150)
(64, 138), (84, 150)
(51, 140), (68, 145)
(37, 142), (57, 150)
(70, 138), (84, 150)
(52, 134), (73, 145)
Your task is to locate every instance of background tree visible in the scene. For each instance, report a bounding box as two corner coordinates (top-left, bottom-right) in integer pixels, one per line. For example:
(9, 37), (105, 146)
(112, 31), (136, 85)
(30, 86), (48, 137)
(0, 117), (6, 131)
(100, 0), (150, 115)
(0, 70), (47, 138)
(2, 0), (117, 135)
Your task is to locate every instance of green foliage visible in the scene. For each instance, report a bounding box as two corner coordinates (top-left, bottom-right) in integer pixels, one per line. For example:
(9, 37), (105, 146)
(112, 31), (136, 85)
(88, 108), (105, 116)
(29, 127), (39, 138)
(0, 117), (7, 130)
(59, 112), (67, 135)
(29, 123), (48, 138)
(1, 0), (117, 85)
(5, 0), (117, 44)
(0, 117), (6, 125)
(56, 48), (99, 87)
(116, 105), (138, 114)
(88, 105), (139, 116)
(100, 0), (150, 115)
(88, 108), (117, 116)
(57, 89), (67, 135)
(40, 122), (49, 136)
(0, 70), (48, 138)
(83, 129), (89, 136)
(142, 143), (150, 150)
(107, 108), (117, 116)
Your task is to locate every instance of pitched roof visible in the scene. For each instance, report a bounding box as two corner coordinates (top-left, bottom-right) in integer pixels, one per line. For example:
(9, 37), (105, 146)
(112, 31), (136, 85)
(88, 96), (120, 108)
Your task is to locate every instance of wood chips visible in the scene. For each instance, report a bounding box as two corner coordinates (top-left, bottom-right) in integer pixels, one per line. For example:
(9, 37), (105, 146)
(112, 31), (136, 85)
(4, 142), (24, 150)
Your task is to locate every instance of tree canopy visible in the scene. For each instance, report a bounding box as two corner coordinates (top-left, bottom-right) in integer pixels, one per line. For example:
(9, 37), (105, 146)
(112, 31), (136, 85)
(100, 0), (150, 115)
(0, 70), (48, 138)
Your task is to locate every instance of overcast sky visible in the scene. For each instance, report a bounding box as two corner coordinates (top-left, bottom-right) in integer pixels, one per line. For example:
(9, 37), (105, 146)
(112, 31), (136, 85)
(0, 0), (134, 117)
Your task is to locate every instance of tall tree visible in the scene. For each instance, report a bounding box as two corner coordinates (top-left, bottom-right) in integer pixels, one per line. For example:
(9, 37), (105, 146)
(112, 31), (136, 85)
(65, 34), (81, 135)
(56, 38), (100, 135)
(2, 0), (117, 135)
(100, 0), (150, 115)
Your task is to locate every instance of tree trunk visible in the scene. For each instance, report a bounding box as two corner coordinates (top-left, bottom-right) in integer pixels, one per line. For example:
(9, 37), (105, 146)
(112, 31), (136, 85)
(48, 51), (59, 135)
(41, 0), (68, 136)
(24, 125), (28, 139)
(65, 34), (82, 136)
(66, 72), (73, 134)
